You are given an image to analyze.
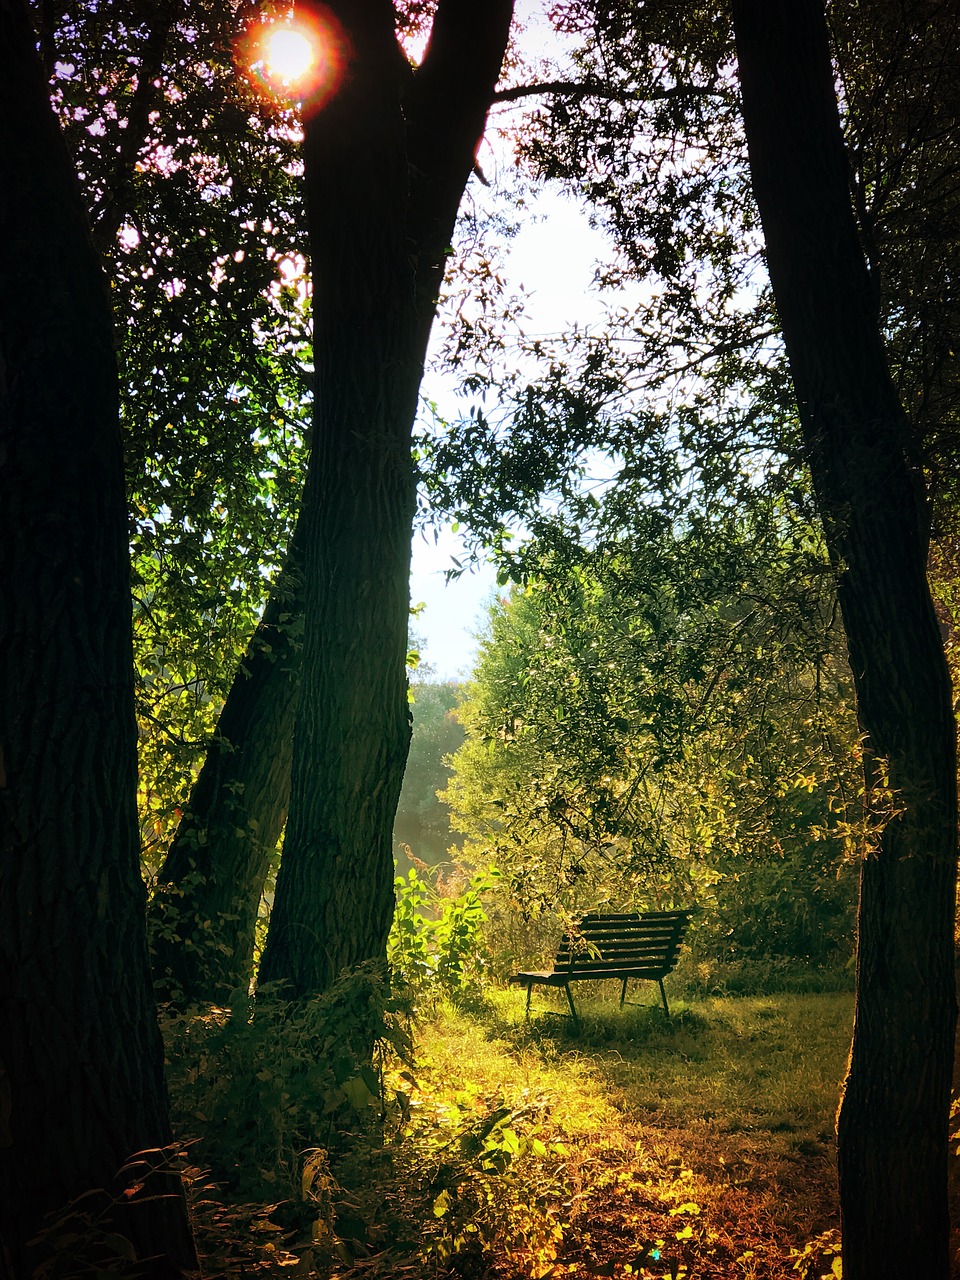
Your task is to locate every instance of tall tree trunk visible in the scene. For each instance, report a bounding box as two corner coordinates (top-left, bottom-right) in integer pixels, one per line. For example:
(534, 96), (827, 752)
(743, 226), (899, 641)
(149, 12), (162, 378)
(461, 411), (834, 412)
(149, 521), (304, 1003)
(731, 3), (958, 1276)
(0, 1), (196, 1273)
(258, 0), (514, 997)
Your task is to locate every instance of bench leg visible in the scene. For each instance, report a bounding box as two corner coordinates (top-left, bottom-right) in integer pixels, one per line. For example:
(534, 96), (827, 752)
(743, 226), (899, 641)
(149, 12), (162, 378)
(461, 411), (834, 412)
(563, 984), (579, 1025)
(658, 978), (670, 1017)
(525, 983), (533, 1019)
(620, 978), (628, 1007)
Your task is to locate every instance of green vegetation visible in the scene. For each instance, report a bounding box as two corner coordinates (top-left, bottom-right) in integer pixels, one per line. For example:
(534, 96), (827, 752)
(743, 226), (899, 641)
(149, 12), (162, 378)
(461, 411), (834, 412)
(154, 864), (860, 1276)
(441, 509), (859, 990)
(166, 987), (853, 1279)
(394, 681), (466, 865)
(4, 0), (960, 1274)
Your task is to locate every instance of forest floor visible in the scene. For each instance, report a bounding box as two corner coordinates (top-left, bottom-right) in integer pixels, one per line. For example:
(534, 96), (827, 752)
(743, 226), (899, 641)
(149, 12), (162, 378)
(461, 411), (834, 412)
(181, 988), (881, 1279)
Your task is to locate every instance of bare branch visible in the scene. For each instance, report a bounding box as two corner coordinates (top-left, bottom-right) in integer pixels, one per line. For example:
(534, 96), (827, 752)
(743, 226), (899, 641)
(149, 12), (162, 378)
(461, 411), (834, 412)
(492, 78), (725, 106)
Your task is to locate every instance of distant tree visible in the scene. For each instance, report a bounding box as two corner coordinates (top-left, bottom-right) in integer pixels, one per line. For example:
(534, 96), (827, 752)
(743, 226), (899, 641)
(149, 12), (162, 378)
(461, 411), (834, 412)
(394, 681), (465, 859)
(444, 499), (859, 971)
(0, 0), (195, 1270)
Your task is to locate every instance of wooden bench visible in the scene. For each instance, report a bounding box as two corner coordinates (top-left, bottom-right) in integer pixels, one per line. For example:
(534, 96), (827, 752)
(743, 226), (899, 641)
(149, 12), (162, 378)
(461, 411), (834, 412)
(509, 910), (693, 1022)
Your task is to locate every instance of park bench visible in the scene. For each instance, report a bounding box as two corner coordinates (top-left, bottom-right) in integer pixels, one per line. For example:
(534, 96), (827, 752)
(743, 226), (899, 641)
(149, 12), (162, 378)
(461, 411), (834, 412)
(509, 909), (693, 1022)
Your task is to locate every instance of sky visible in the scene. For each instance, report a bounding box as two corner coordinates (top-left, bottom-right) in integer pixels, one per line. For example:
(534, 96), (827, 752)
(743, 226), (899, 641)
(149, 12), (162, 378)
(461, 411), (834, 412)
(409, 193), (610, 680)
(406, 3), (633, 682)
(247, 7), (609, 681)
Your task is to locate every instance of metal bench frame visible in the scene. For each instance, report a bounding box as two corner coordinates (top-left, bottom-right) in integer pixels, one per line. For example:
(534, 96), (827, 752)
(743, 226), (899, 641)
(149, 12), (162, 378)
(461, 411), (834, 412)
(509, 909), (693, 1022)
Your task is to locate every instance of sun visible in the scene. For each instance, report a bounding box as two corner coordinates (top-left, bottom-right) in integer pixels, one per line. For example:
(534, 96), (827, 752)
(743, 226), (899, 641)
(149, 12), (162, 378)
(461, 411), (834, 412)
(263, 27), (316, 85)
(242, 13), (344, 107)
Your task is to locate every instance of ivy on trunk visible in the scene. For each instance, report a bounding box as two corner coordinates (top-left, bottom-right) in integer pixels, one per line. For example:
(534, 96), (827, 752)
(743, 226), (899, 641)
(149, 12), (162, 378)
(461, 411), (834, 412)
(149, 520), (304, 1003)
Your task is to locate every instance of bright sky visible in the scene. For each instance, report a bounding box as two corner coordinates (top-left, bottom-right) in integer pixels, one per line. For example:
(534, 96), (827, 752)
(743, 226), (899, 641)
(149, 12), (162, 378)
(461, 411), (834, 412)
(410, 194), (609, 681)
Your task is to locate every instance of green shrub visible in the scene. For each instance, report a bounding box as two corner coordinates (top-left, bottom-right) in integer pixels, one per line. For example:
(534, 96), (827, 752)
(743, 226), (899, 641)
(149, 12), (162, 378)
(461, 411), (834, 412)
(383, 1083), (571, 1278)
(388, 864), (498, 1004)
(162, 962), (412, 1202)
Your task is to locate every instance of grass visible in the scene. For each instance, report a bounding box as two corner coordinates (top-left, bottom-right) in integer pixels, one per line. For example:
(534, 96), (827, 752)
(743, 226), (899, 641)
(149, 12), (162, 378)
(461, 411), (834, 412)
(181, 985), (855, 1279)
(407, 988), (852, 1278)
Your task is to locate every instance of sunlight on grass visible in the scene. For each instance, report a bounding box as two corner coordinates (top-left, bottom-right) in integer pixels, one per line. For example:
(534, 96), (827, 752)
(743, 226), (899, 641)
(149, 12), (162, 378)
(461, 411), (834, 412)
(414, 998), (620, 1140)
(379, 989), (853, 1278)
(173, 989), (853, 1278)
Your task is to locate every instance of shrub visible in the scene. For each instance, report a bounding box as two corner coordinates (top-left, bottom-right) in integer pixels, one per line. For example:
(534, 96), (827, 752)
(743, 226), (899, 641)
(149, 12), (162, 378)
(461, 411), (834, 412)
(388, 862), (498, 1005)
(162, 962), (412, 1202)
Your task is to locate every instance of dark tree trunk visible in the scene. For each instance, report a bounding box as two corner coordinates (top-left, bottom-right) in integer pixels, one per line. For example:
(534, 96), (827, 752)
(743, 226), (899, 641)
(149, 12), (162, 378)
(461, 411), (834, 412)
(258, 0), (513, 996)
(0, 2), (196, 1274)
(149, 522), (304, 1003)
(731, 3), (958, 1276)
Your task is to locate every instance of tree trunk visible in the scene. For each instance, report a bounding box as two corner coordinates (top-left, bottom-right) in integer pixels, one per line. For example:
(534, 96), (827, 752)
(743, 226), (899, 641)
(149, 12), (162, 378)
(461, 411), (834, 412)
(149, 520), (304, 1004)
(731, 3), (958, 1276)
(258, 0), (514, 996)
(0, 1), (196, 1273)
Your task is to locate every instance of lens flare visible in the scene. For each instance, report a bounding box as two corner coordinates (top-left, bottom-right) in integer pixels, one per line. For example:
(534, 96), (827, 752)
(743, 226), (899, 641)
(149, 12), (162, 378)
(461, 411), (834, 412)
(241, 10), (344, 109)
(264, 28), (315, 85)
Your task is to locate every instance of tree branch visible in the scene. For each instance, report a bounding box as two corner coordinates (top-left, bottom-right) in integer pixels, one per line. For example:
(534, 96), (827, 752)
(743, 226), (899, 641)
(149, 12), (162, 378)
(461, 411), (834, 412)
(90, 0), (182, 254)
(492, 78), (725, 106)
(403, 0), (514, 334)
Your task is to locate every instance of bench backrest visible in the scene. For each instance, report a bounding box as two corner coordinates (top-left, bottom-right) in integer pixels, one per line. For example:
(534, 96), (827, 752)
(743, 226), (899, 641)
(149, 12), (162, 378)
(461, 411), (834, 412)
(554, 910), (693, 979)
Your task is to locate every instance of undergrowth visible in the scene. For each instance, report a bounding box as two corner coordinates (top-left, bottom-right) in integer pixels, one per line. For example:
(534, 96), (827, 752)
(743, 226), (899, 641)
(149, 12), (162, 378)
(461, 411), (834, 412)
(163, 983), (857, 1279)
(156, 865), (863, 1278)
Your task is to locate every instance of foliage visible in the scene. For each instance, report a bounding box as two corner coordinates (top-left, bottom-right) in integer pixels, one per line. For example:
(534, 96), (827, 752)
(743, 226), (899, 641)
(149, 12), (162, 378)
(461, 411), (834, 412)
(44, 0), (313, 864)
(352, 993), (849, 1279)
(443, 498), (859, 981)
(25, 1145), (191, 1280)
(424, 0), (960, 627)
(388, 860), (499, 1004)
(829, 0), (960, 526)
(394, 681), (467, 861)
(420, 1), (792, 559)
(386, 1082), (571, 1277)
(162, 964), (412, 1203)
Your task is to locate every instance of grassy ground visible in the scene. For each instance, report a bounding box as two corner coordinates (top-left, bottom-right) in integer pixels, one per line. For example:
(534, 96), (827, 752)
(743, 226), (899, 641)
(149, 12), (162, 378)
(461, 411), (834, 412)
(406, 988), (851, 1279)
(185, 985), (856, 1279)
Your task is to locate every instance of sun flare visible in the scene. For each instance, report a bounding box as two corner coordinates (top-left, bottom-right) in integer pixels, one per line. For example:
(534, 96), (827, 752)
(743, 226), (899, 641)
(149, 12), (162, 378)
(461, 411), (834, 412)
(263, 27), (315, 85)
(242, 14), (343, 107)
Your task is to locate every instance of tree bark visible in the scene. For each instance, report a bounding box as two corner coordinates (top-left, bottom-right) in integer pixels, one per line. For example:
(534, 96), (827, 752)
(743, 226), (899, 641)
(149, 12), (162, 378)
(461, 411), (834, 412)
(148, 521), (304, 1003)
(731, 3), (958, 1276)
(0, 2), (196, 1273)
(258, 0), (514, 997)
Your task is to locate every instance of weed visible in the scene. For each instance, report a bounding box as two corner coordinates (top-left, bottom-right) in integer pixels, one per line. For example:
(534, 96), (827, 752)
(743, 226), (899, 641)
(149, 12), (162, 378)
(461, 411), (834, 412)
(389, 863), (498, 1005)
(168, 985), (858, 1278)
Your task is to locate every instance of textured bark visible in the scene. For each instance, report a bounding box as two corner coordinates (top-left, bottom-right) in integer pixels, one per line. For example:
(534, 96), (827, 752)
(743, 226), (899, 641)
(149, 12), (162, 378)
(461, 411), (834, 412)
(258, 0), (514, 996)
(0, 2), (196, 1273)
(149, 523), (304, 1003)
(732, 3), (958, 1276)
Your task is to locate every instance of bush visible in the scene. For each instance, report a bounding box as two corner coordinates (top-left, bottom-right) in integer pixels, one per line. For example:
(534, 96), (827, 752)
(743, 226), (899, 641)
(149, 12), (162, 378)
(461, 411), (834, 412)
(388, 862), (498, 1005)
(162, 962), (413, 1202)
